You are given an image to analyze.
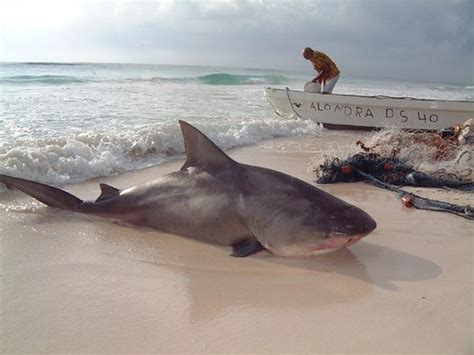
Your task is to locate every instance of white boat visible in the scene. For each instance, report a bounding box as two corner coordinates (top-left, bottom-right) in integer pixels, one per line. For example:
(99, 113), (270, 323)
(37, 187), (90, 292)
(264, 87), (474, 130)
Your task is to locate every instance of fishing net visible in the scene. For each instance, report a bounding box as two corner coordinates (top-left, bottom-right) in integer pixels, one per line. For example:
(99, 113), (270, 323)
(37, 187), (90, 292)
(314, 120), (474, 219)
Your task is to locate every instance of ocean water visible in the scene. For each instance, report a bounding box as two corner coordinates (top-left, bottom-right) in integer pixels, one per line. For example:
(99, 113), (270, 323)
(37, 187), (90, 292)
(1, 62), (473, 188)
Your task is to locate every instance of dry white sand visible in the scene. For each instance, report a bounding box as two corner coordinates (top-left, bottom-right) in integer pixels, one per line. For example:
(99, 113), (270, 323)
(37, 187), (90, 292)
(1, 134), (472, 353)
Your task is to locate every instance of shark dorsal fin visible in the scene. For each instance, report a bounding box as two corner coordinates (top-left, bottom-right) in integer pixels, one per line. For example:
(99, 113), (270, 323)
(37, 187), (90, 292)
(96, 183), (120, 202)
(179, 120), (235, 171)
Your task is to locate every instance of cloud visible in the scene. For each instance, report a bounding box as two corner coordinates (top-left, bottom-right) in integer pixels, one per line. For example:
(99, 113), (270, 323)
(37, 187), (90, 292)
(0, 0), (472, 84)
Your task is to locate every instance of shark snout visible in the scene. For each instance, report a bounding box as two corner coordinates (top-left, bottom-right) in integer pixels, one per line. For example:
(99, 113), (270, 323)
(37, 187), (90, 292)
(321, 207), (377, 250)
(331, 206), (377, 237)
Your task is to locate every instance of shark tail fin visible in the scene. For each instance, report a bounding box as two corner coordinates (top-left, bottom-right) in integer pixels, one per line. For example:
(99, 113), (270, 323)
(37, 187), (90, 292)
(0, 174), (83, 211)
(179, 120), (235, 171)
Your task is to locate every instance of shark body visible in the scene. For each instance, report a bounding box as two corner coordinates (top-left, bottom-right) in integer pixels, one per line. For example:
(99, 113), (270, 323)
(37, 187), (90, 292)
(0, 121), (376, 257)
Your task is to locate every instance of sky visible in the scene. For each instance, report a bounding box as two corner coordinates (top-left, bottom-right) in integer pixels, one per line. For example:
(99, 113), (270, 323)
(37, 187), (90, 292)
(0, 0), (473, 84)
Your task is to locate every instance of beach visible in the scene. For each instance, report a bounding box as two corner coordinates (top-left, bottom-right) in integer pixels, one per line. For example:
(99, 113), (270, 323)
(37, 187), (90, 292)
(1, 133), (472, 353)
(2, 0), (474, 352)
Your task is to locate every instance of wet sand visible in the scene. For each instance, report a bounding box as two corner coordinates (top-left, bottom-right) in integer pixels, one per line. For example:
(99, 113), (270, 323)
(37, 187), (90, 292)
(1, 134), (472, 353)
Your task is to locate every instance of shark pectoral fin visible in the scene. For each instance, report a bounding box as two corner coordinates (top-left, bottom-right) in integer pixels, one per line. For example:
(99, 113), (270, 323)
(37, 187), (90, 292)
(231, 237), (265, 257)
(96, 183), (120, 202)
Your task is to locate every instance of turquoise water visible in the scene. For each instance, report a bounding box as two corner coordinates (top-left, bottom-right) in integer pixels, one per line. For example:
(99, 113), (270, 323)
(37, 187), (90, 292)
(0, 63), (295, 85)
(0, 62), (472, 186)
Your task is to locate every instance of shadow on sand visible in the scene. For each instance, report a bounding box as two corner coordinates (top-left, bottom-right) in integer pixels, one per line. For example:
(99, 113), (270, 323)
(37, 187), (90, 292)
(139, 240), (442, 322)
(257, 241), (442, 291)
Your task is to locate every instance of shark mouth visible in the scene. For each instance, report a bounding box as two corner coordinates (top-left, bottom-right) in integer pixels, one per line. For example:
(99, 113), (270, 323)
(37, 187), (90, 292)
(263, 233), (368, 257)
(307, 234), (365, 255)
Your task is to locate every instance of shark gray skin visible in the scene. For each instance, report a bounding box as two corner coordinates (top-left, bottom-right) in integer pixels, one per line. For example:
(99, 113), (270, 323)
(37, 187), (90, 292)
(0, 120), (376, 257)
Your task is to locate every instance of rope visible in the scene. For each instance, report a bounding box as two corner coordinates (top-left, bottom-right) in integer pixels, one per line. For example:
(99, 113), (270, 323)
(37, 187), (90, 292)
(355, 168), (474, 220)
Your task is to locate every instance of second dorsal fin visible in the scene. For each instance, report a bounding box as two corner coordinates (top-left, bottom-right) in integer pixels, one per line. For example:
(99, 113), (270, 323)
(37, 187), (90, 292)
(96, 183), (120, 202)
(179, 120), (235, 171)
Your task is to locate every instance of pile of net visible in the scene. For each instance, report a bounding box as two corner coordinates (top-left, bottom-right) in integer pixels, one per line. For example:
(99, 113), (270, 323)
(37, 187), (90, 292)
(314, 119), (473, 219)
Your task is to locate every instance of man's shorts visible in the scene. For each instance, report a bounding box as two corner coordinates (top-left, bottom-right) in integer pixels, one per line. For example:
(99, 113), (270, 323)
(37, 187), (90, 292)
(323, 74), (340, 94)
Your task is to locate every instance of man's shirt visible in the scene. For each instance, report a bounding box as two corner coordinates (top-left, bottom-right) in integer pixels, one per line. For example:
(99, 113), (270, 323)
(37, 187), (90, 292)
(311, 51), (340, 80)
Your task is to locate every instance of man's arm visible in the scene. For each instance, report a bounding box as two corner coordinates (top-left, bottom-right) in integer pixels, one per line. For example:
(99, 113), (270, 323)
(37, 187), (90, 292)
(312, 64), (329, 83)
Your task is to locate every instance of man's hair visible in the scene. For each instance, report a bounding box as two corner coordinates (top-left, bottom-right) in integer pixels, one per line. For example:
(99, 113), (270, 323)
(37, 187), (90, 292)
(303, 47), (313, 57)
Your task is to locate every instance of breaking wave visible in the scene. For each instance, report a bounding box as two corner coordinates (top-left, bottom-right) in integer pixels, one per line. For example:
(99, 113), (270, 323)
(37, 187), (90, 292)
(0, 73), (290, 86)
(196, 73), (287, 85)
(0, 75), (89, 85)
(0, 118), (320, 189)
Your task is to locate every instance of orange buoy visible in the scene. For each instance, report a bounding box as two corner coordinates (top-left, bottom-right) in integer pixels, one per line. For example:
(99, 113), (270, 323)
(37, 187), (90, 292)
(401, 195), (414, 208)
(384, 162), (393, 171)
(341, 165), (352, 175)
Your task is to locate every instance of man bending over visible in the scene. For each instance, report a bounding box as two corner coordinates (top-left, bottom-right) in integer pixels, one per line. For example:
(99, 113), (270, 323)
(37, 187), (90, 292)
(302, 47), (340, 94)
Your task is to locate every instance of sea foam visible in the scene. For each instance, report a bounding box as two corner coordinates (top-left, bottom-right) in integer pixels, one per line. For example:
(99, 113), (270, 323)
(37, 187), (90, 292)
(0, 118), (320, 190)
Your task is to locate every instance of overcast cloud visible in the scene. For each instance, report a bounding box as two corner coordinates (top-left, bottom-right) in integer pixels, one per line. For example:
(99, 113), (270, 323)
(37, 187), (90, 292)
(0, 0), (472, 84)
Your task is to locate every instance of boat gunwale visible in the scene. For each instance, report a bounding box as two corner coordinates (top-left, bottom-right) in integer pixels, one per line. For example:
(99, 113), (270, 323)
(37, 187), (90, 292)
(264, 87), (474, 109)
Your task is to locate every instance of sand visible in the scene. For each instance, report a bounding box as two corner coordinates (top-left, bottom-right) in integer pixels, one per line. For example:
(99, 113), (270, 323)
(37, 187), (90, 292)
(1, 134), (472, 353)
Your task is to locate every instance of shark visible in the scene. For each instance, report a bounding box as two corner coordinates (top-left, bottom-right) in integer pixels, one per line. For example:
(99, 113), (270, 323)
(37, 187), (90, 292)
(0, 120), (376, 257)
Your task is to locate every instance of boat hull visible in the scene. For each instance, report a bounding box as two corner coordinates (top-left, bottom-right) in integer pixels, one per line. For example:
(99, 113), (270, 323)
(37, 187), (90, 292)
(265, 87), (474, 130)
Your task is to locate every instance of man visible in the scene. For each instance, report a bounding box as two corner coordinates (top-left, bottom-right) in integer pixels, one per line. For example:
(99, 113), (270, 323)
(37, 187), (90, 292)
(302, 47), (340, 94)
